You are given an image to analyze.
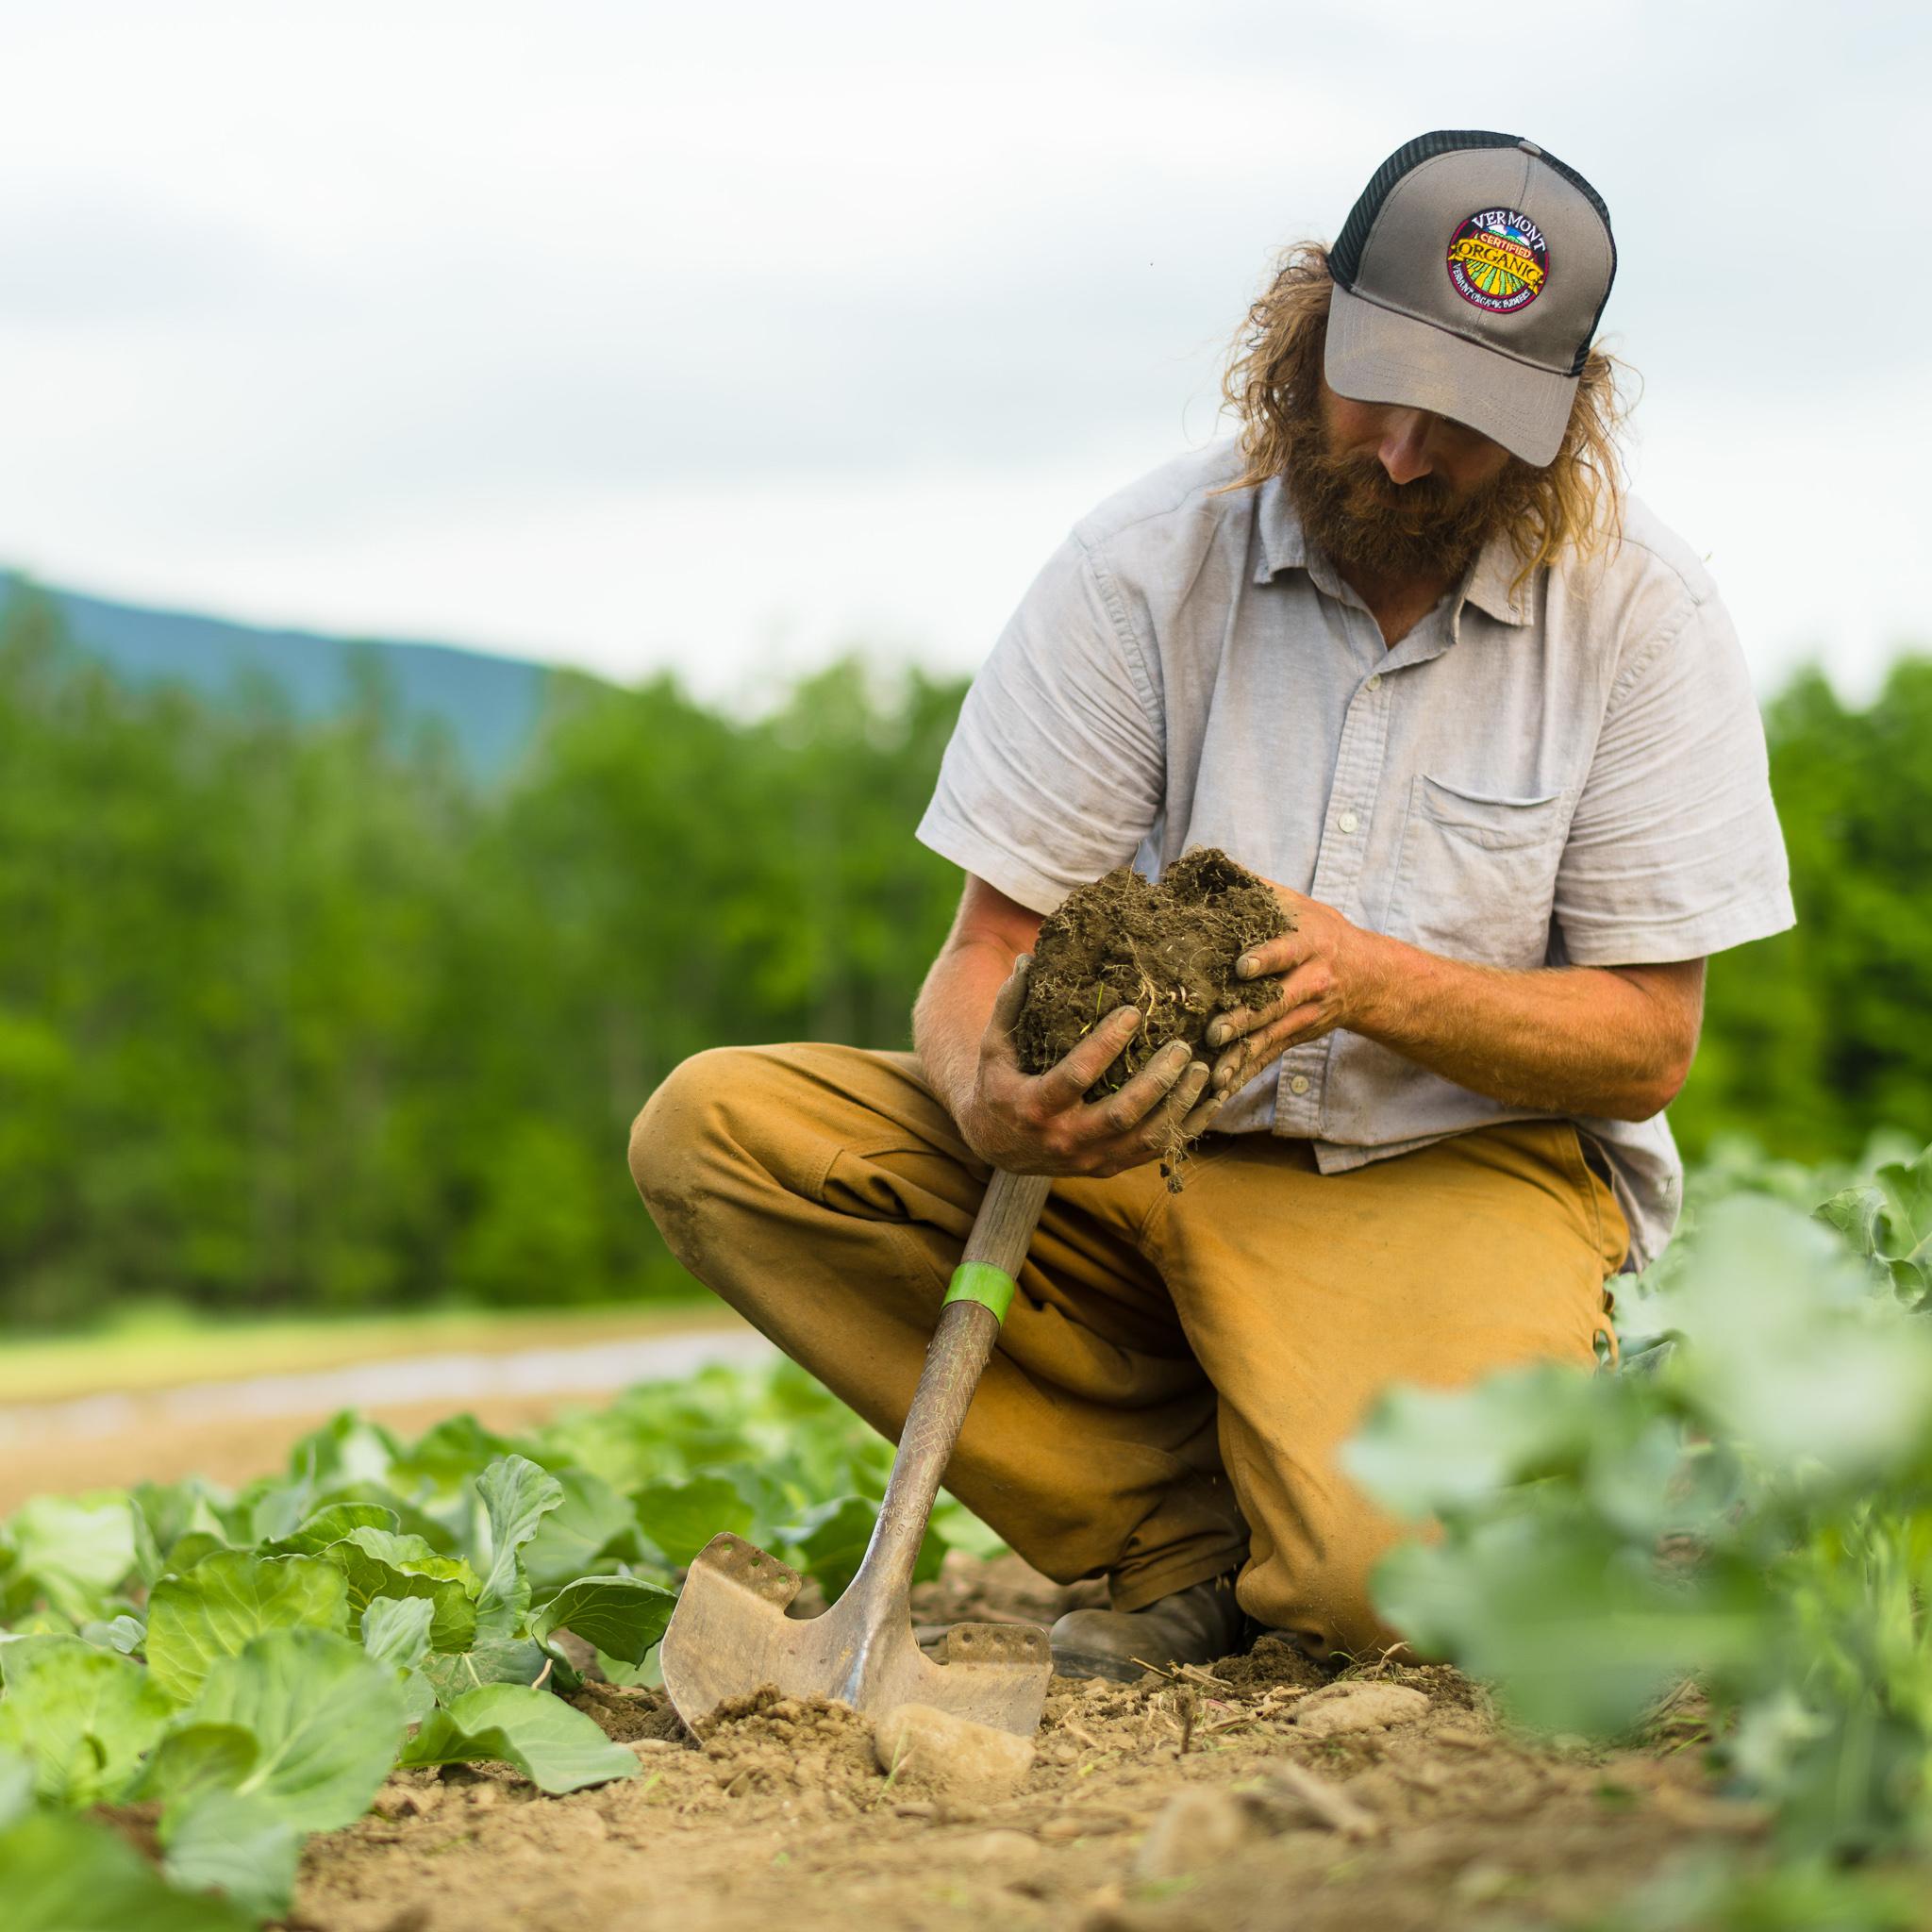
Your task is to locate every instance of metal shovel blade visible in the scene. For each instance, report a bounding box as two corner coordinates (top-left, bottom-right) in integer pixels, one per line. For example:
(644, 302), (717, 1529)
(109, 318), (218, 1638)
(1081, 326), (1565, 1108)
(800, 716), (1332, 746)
(658, 1171), (1057, 1740)
(660, 1530), (1050, 1736)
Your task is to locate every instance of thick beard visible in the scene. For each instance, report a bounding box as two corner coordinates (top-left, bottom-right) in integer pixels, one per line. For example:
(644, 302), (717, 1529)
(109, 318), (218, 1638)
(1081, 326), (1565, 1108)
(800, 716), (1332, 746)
(1282, 390), (1534, 585)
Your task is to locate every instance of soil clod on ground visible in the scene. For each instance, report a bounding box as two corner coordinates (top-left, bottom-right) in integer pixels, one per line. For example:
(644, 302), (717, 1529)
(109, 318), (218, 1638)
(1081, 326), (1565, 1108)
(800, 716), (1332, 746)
(289, 1554), (1759, 1932)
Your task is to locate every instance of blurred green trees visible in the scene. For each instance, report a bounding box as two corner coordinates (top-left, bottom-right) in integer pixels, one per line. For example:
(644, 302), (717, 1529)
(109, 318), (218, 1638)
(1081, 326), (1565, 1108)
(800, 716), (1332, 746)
(1669, 656), (1932, 1160)
(0, 595), (961, 1323)
(0, 585), (1924, 1323)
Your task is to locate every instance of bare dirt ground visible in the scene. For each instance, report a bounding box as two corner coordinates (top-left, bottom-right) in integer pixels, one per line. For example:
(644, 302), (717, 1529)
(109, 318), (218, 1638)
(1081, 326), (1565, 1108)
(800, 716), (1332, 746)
(4, 1392), (618, 1513)
(282, 1555), (1757, 1932)
(0, 1312), (765, 1512)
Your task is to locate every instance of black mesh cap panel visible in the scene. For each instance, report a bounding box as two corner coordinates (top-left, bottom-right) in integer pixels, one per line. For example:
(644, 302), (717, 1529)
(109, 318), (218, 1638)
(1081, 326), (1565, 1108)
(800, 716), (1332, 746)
(1329, 129), (1521, 290)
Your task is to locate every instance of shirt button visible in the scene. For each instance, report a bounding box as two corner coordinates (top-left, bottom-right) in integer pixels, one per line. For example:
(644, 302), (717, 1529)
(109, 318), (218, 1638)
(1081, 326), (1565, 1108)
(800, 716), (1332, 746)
(1365, 673), (1383, 691)
(1338, 810), (1359, 834)
(1289, 1074), (1310, 1095)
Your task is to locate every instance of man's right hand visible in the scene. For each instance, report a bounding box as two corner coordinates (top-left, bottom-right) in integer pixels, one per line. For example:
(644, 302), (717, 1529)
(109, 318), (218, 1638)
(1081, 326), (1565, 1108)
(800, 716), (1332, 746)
(956, 956), (1222, 1177)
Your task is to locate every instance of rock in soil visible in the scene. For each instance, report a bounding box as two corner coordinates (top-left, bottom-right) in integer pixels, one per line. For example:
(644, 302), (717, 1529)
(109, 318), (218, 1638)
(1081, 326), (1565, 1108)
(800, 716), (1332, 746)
(874, 1700), (1037, 1801)
(1291, 1680), (1431, 1738)
(1135, 1785), (1265, 1878)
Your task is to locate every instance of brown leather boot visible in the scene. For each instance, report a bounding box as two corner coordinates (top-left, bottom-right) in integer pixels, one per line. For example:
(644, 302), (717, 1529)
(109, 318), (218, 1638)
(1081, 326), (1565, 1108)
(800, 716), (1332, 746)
(1048, 1573), (1245, 1683)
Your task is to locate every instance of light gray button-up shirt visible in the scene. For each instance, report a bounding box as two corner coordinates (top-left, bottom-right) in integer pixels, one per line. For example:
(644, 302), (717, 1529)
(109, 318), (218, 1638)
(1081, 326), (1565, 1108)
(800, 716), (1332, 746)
(916, 439), (1795, 1270)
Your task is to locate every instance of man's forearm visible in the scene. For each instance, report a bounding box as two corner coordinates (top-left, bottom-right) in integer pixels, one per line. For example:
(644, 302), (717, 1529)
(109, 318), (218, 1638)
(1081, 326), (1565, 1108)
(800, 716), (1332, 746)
(1350, 933), (1698, 1123)
(912, 935), (1023, 1125)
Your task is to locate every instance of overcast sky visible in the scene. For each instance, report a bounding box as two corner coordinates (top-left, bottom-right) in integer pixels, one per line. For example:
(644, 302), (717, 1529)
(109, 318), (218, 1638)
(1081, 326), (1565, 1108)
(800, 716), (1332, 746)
(1, 0), (1925, 706)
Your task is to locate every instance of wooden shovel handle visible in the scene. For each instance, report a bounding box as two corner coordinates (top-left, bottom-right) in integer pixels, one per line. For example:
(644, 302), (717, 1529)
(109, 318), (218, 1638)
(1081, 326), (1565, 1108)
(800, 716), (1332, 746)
(846, 1168), (1051, 1611)
(960, 1166), (1053, 1278)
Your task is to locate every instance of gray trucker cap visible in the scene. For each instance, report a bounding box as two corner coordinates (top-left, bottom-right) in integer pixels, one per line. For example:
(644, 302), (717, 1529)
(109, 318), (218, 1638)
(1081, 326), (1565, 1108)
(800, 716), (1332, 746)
(1325, 131), (1617, 467)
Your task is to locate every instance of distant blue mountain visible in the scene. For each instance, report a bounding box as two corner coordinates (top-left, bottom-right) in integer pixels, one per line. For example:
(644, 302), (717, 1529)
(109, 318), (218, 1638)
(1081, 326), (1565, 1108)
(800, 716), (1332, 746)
(0, 572), (552, 773)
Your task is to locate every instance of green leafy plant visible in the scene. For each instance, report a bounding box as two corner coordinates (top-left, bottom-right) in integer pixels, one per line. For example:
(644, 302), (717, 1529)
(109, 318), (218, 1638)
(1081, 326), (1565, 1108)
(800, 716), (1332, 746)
(1345, 1138), (1932, 1856)
(0, 1357), (991, 1925)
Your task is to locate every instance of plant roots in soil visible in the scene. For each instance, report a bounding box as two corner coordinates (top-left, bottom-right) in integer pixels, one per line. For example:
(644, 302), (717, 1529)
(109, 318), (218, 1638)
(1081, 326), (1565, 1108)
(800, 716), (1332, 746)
(1015, 848), (1291, 1182)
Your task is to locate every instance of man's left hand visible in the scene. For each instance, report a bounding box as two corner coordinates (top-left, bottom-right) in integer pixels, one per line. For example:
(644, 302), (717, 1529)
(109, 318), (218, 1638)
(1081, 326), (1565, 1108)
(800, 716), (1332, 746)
(1206, 884), (1389, 1095)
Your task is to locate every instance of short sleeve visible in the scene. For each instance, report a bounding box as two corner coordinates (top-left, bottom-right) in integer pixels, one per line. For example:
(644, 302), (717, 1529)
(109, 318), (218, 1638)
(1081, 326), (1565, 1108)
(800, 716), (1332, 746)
(1553, 589), (1794, 964)
(916, 535), (1164, 912)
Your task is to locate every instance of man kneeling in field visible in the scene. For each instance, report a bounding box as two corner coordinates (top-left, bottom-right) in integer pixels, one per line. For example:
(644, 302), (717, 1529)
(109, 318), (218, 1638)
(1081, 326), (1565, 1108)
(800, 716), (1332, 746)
(629, 132), (1793, 1679)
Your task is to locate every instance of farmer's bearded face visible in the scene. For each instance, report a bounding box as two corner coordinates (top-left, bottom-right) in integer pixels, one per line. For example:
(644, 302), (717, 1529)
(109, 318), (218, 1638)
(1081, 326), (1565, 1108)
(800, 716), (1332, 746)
(1286, 377), (1533, 583)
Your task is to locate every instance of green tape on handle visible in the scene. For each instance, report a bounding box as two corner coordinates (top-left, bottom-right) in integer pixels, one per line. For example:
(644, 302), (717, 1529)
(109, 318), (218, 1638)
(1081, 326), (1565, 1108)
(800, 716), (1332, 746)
(943, 1260), (1017, 1324)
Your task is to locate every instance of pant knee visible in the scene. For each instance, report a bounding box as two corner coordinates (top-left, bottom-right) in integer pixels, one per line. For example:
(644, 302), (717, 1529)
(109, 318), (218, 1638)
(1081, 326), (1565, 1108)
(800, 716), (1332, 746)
(627, 1045), (761, 1262)
(1238, 1539), (1405, 1665)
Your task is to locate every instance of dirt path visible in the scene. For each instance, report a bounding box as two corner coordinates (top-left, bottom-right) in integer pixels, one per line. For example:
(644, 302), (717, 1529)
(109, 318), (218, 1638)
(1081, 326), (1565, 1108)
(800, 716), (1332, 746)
(0, 1321), (770, 1512)
(282, 1557), (1748, 1932)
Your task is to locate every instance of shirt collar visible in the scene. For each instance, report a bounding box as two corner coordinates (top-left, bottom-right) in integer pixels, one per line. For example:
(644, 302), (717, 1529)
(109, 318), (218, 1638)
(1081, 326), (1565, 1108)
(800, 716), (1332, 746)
(1252, 472), (1535, 628)
(1460, 531), (1535, 627)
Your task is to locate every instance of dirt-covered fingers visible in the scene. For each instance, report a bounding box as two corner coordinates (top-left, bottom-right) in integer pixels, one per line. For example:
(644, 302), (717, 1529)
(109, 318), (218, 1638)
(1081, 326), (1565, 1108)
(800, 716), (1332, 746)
(1205, 992), (1289, 1054)
(1234, 930), (1305, 983)
(1032, 1005), (1142, 1112)
(1086, 1046), (1214, 1173)
(1089, 1039), (1197, 1135)
(973, 953), (1036, 1077)
(1176, 1084), (1229, 1140)
(1210, 1003), (1326, 1093)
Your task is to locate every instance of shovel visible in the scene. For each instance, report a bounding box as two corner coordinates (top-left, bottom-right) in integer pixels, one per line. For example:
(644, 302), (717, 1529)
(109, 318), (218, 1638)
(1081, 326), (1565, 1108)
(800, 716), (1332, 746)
(660, 1167), (1056, 1738)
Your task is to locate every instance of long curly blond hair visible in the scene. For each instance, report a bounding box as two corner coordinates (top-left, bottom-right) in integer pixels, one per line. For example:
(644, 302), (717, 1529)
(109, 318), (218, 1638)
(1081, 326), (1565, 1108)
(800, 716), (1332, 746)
(1221, 243), (1632, 589)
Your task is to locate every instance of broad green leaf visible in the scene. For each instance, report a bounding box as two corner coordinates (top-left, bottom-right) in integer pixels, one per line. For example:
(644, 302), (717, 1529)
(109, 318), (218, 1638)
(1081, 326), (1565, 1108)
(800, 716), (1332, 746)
(531, 1576), (675, 1664)
(128, 1723), (258, 1809)
(262, 1501), (397, 1557)
(0, 1637), (171, 1804)
(634, 1474), (752, 1568)
(1669, 1200), (1932, 1483)
(1816, 1183), (1884, 1257)
(391, 1414), (527, 1498)
(131, 1481), (230, 1587)
(160, 1532), (232, 1577)
(0, 1742), (34, 1825)
(79, 1614), (146, 1656)
(163, 1789), (303, 1922)
(188, 1627), (405, 1832)
(146, 1553), (350, 1702)
(283, 1408), (399, 1493)
(474, 1456), (563, 1626)
(5, 1494), (137, 1622)
(1344, 1366), (1697, 1542)
(523, 1468), (641, 1591)
(1873, 1150), (1932, 1297)
(399, 1682), (637, 1791)
(782, 1496), (944, 1599)
(399, 1668), (439, 1725)
(361, 1593), (435, 1672)
(419, 1630), (549, 1705)
(1371, 1509), (1770, 1735)
(320, 1528), (479, 1653)
(0, 1809), (254, 1931)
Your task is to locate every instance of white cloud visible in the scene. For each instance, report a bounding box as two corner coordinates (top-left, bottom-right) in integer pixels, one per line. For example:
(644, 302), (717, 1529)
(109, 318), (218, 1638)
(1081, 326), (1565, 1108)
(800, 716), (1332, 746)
(0, 0), (1926, 696)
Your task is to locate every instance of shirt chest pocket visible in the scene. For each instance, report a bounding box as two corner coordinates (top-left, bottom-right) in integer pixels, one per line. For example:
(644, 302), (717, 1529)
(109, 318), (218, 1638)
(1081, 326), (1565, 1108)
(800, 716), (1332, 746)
(1385, 774), (1574, 969)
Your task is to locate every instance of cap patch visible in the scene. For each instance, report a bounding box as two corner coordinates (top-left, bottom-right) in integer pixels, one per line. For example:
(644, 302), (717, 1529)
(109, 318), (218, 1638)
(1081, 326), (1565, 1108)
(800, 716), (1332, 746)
(1445, 208), (1549, 314)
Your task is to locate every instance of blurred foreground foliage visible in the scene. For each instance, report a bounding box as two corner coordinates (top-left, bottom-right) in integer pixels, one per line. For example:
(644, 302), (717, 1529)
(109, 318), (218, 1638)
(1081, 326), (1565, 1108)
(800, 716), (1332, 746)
(1, 588), (1928, 1322)
(1350, 1136), (1932, 1862)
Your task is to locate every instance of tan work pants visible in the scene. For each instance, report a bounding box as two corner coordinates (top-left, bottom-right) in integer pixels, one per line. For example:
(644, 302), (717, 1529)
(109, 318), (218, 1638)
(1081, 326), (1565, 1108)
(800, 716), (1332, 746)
(629, 1043), (1626, 1660)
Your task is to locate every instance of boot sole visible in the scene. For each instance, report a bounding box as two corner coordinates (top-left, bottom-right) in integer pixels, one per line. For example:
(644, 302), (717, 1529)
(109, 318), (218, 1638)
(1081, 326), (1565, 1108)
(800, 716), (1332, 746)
(1049, 1646), (1164, 1684)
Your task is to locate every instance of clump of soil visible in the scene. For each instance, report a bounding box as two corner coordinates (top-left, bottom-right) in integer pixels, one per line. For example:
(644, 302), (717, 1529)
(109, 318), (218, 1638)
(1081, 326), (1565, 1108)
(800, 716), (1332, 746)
(698, 1688), (886, 1811)
(1016, 849), (1291, 1182)
(1018, 848), (1290, 1091)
